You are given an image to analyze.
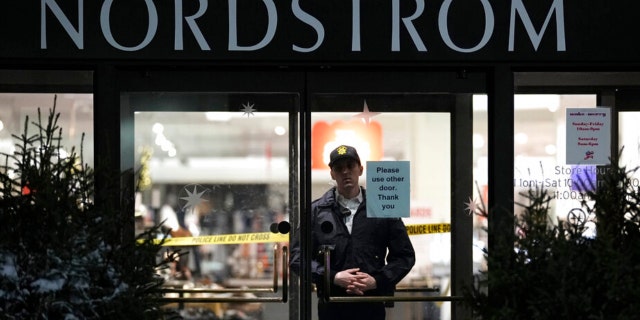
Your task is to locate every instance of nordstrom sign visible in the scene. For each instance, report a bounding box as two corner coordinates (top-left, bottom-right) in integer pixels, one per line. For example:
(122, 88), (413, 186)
(39, 0), (566, 54)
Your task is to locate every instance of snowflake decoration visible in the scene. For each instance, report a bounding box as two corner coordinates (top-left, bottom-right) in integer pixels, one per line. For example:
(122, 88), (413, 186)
(240, 102), (256, 117)
(180, 185), (208, 211)
(353, 100), (380, 124)
(464, 196), (478, 216)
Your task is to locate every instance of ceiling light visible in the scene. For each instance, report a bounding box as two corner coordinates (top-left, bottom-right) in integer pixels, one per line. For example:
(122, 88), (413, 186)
(473, 94), (561, 111)
(206, 112), (233, 122)
(274, 126), (286, 136)
(515, 94), (560, 111)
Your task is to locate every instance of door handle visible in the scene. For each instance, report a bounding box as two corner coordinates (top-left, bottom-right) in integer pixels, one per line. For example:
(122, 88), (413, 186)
(158, 244), (289, 304)
(320, 246), (462, 303)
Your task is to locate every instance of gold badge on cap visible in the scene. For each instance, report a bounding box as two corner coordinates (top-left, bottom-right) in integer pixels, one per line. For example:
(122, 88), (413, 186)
(337, 146), (348, 155)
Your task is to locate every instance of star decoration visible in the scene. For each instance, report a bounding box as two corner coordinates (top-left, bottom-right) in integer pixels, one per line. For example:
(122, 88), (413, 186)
(353, 100), (380, 124)
(241, 102), (256, 117)
(180, 185), (208, 211)
(464, 196), (478, 216)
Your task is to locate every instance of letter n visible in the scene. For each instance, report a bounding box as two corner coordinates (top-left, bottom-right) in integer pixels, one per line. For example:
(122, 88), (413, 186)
(41, 0), (84, 49)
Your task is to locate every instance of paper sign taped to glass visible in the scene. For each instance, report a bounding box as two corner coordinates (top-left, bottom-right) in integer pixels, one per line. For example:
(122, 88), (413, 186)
(366, 161), (410, 218)
(566, 107), (611, 165)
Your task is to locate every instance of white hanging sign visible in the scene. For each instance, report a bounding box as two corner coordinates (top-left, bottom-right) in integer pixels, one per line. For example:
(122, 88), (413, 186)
(566, 108), (611, 165)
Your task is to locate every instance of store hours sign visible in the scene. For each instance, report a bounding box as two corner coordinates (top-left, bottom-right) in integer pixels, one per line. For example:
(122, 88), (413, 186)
(566, 108), (611, 165)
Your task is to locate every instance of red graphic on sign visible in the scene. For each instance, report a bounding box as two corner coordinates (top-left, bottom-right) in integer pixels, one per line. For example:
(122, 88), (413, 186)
(312, 119), (383, 169)
(584, 150), (594, 160)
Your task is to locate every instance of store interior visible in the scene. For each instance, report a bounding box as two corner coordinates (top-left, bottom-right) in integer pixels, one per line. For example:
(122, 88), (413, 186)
(3, 89), (640, 319)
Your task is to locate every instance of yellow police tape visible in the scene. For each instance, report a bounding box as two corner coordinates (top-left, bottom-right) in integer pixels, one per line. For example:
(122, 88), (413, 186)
(157, 223), (451, 247)
(162, 232), (289, 246)
(405, 223), (451, 236)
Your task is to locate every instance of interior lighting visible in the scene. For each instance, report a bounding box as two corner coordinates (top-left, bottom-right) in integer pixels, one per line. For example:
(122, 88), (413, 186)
(545, 144), (557, 155)
(152, 123), (176, 157)
(152, 123), (164, 134)
(160, 140), (173, 152)
(515, 94), (561, 111)
(472, 94), (561, 111)
(274, 126), (286, 136)
(0, 119), (4, 132)
(514, 132), (528, 145)
(57, 148), (68, 159)
(0, 139), (15, 155)
(155, 133), (167, 146)
(472, 133), (485, 149)
(206, 112), (233, 122)
(472, 95), (488, 111)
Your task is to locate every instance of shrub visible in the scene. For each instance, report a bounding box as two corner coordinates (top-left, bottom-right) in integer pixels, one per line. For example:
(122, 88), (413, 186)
(465, 153), (640, 319)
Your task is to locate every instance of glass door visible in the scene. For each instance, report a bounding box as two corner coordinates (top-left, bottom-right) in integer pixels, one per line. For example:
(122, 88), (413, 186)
(120, 69), (304, 320)
(297, 72), (479, 320)
(129, 92), (297, 319)
(121, 70), (482, 320)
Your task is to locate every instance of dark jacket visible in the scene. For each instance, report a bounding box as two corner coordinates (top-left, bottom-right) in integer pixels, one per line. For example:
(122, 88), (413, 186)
(290, 187), (416, 297)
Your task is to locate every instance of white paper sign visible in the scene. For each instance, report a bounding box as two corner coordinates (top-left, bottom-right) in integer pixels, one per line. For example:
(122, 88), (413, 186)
(566, 108), (611, 165)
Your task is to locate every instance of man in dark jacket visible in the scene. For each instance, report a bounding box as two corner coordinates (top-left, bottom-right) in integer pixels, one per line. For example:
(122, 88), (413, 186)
(290, 145), (416, 320)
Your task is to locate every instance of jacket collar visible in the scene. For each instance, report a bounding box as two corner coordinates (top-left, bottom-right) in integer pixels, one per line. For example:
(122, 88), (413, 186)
(317, 186), (366, 208)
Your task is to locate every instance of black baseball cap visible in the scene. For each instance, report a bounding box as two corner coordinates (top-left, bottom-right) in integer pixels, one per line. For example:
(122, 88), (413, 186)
(328, 145), (361, 167)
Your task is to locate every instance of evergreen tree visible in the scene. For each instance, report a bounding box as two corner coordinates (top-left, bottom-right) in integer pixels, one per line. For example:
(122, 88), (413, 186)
(0, 97), (169, 319)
